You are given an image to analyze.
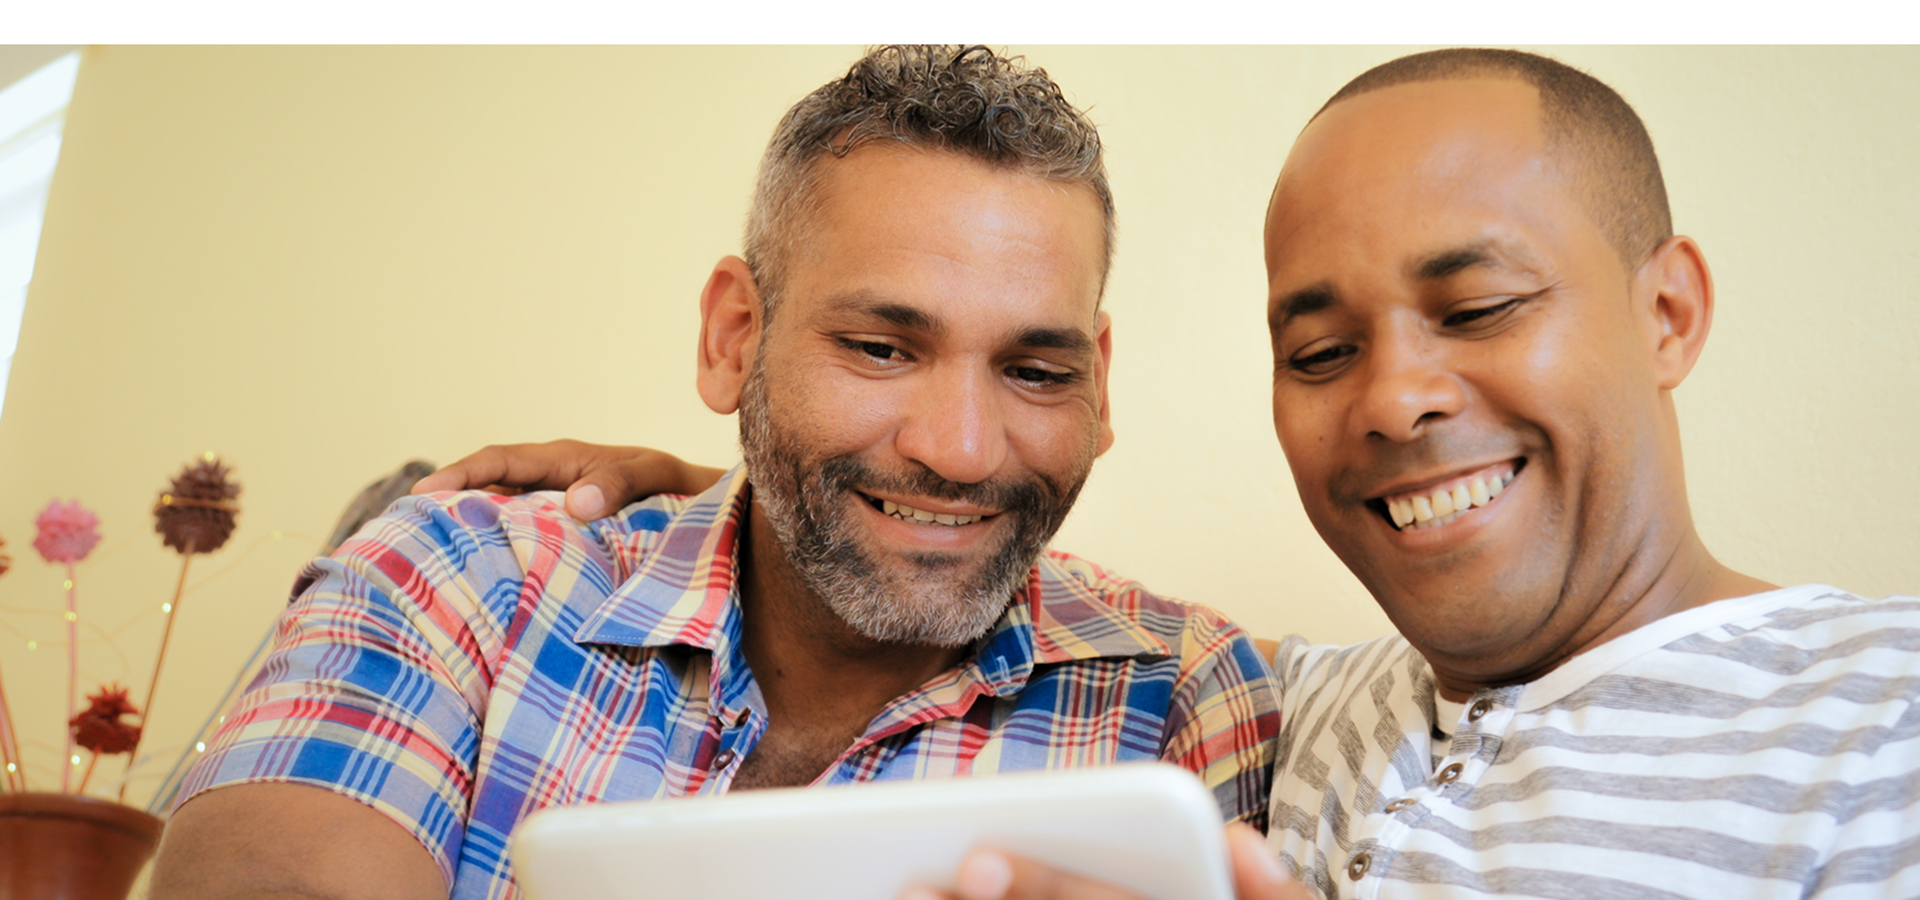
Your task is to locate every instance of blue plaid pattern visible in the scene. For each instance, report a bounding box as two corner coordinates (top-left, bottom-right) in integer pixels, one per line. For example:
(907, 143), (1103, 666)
(180, 467), (1278, 899)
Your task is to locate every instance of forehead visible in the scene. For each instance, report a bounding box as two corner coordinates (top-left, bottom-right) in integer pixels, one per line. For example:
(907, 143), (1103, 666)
(782, 145), (1107, 329)
(1264, 78), (1584, 293)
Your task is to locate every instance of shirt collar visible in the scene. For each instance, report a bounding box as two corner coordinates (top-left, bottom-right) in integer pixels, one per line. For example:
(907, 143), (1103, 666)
(960, 553), (1173, 698)
(572, 466), (1172, 690)
(571, 466), (753, 652)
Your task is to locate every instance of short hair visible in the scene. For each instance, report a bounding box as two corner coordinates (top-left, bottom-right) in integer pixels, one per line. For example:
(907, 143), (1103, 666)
(1319, 48), (1671, 269)
(744, 45), (1113, 318)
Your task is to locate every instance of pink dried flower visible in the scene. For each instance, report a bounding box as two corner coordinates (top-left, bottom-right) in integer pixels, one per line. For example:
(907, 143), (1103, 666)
(33, 499), (101, 564)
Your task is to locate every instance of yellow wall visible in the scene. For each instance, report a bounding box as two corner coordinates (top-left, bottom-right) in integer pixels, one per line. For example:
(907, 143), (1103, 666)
(1, 46), (1915, 807)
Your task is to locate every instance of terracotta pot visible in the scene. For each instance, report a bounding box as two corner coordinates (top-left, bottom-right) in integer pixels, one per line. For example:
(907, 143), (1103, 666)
(0, 792), (164, 900)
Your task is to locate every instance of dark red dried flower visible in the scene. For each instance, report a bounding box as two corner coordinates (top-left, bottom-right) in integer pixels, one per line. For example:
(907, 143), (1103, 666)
(0, 533), (11, 577)
(154, 456), (242, 554)
(70, 684), (142, 756)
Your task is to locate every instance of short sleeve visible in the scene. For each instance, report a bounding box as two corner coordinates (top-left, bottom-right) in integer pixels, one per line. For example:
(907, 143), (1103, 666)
(1159, 614), (1282, 830)
(176, 492), (542, 883)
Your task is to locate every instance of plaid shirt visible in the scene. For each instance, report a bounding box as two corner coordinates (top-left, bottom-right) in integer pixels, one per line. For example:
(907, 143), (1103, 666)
(181, 467), (1278, 899)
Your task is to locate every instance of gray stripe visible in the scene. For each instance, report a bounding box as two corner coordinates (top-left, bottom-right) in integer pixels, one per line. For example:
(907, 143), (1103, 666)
(1668, 624), (1920, 677)
(1383, 851), (1700, 900)
(1277, 847), (1339, 900)
(1410, 814), (1817, 880)
(1453, 764), (1920, 823)
(1553, 672), (1920, 719)
(1810, 832), (1920, 890)
(1499, 711), (1920, 760)
(1759, 595), (1920, 632)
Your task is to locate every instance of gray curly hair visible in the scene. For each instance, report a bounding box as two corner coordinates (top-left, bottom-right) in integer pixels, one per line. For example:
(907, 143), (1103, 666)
(743, 45), (1114, 318)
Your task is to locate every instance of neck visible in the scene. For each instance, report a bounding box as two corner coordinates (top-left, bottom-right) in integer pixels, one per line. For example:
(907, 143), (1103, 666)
(738, 499), (972, 726)
(1432, 524), (1774, 702)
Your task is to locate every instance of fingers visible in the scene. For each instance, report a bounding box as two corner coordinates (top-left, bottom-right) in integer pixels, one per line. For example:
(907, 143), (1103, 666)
(562, 450), (719, 519)
(1225, 823), (1313, 900)
(564, 483), (607, 520)
(896, 836), (1301, 900)
(408, 440), (726, 521)
(950, 848), (1145, 900)
(411, 442), (594, 497)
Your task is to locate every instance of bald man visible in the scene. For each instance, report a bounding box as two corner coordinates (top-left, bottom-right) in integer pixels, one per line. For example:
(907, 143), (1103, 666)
(420, 49), (1920, 900)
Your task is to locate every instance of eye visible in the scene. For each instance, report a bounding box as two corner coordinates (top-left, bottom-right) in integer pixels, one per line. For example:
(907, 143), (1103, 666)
(1286, 341), (1357, 376)
(1007, 363), (1078, 388)
(838, 338), (909, 364)
(1441, 296), (1526, 330)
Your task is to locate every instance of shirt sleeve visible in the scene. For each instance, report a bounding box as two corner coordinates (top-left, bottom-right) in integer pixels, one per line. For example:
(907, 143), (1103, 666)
(174, 492), (542, 884)
(1158, 612), (1282, 831)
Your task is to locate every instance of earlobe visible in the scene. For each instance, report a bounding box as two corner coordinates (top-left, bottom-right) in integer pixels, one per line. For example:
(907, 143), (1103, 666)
(1093, 310), (1116, 457)
(696, 256), (763, 415)
(1642, 236), (1715, 391)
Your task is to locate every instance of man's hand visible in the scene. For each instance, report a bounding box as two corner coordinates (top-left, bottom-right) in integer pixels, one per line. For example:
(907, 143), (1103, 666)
(897, 823), (1312, 900)
(410, 440), (725, 520)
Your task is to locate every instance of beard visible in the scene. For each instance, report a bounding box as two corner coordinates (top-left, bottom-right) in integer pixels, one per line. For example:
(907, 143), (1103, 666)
(737, 357), (1091, 648)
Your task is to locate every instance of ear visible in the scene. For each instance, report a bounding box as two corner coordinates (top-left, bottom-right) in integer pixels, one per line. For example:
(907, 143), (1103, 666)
(696, 256), (763, 415)
(1637, 236), (1715, 391)
(1092, 310), (1116, 457)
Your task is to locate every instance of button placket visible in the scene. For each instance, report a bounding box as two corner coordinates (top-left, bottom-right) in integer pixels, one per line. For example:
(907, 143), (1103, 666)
(705, 705), (761, 784)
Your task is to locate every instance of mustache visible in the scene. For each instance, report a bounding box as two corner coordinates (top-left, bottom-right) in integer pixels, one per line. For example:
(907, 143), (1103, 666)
(815, 455), (1063, 515)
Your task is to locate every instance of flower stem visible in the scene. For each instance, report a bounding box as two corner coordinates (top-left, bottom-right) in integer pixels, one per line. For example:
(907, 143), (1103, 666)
(77, 752), (100, 795)
(121, 548), (192, 802)
(0, 658), (21, 790)
(62, 561), (77, 793)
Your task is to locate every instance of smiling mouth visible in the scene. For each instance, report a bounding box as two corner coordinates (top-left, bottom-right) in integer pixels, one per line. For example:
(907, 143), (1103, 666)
(1368, 459), (1524, 532)
(861, 493), (994, 527)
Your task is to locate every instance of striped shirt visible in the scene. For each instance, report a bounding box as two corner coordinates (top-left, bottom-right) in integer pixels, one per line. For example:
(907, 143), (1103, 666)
(1267, 584), (1920, 899)
(180, 466), (1278, 900)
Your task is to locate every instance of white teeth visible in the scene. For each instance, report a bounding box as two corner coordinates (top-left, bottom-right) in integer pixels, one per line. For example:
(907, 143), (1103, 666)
(1388, 468), (1516, 531)
(879, 499), (982, 527)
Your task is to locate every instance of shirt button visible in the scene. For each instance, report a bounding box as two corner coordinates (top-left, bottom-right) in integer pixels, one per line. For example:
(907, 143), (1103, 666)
(1384, 798), (1414, 812)
(1437, 762), (1464, 784)
(733, 709), (751, 728)
(1347, 852), (1371, 880)
(713, 749), (736, 769)
(1468, 698), (1493, 722)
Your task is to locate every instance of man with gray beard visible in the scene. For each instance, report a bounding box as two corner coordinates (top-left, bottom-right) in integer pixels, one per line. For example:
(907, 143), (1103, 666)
(150, 46), (1278, 900)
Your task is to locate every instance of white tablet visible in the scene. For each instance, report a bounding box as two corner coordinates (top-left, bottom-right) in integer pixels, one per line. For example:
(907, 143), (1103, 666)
(510, 763), (1234, 900)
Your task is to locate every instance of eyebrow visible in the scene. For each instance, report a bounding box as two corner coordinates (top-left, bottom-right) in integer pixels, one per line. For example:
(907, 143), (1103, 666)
(1270, 283), (1338, 333)
(1412, 242), (1510, 281)
(824, 292), (1096, 355)
(1012, 326), (1095, 354)
(829, 296), (941, 333)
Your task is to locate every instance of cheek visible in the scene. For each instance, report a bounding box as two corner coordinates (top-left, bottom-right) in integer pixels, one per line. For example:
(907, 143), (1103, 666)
(1007, 396), (1105, 471)
(1272, 387), (1339, 471)
(769, 365), (898, 452)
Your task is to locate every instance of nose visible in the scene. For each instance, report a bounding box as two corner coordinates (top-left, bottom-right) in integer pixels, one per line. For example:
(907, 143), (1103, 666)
(1354, 334), (1467, 443)
(894, 364), (1011, 486)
